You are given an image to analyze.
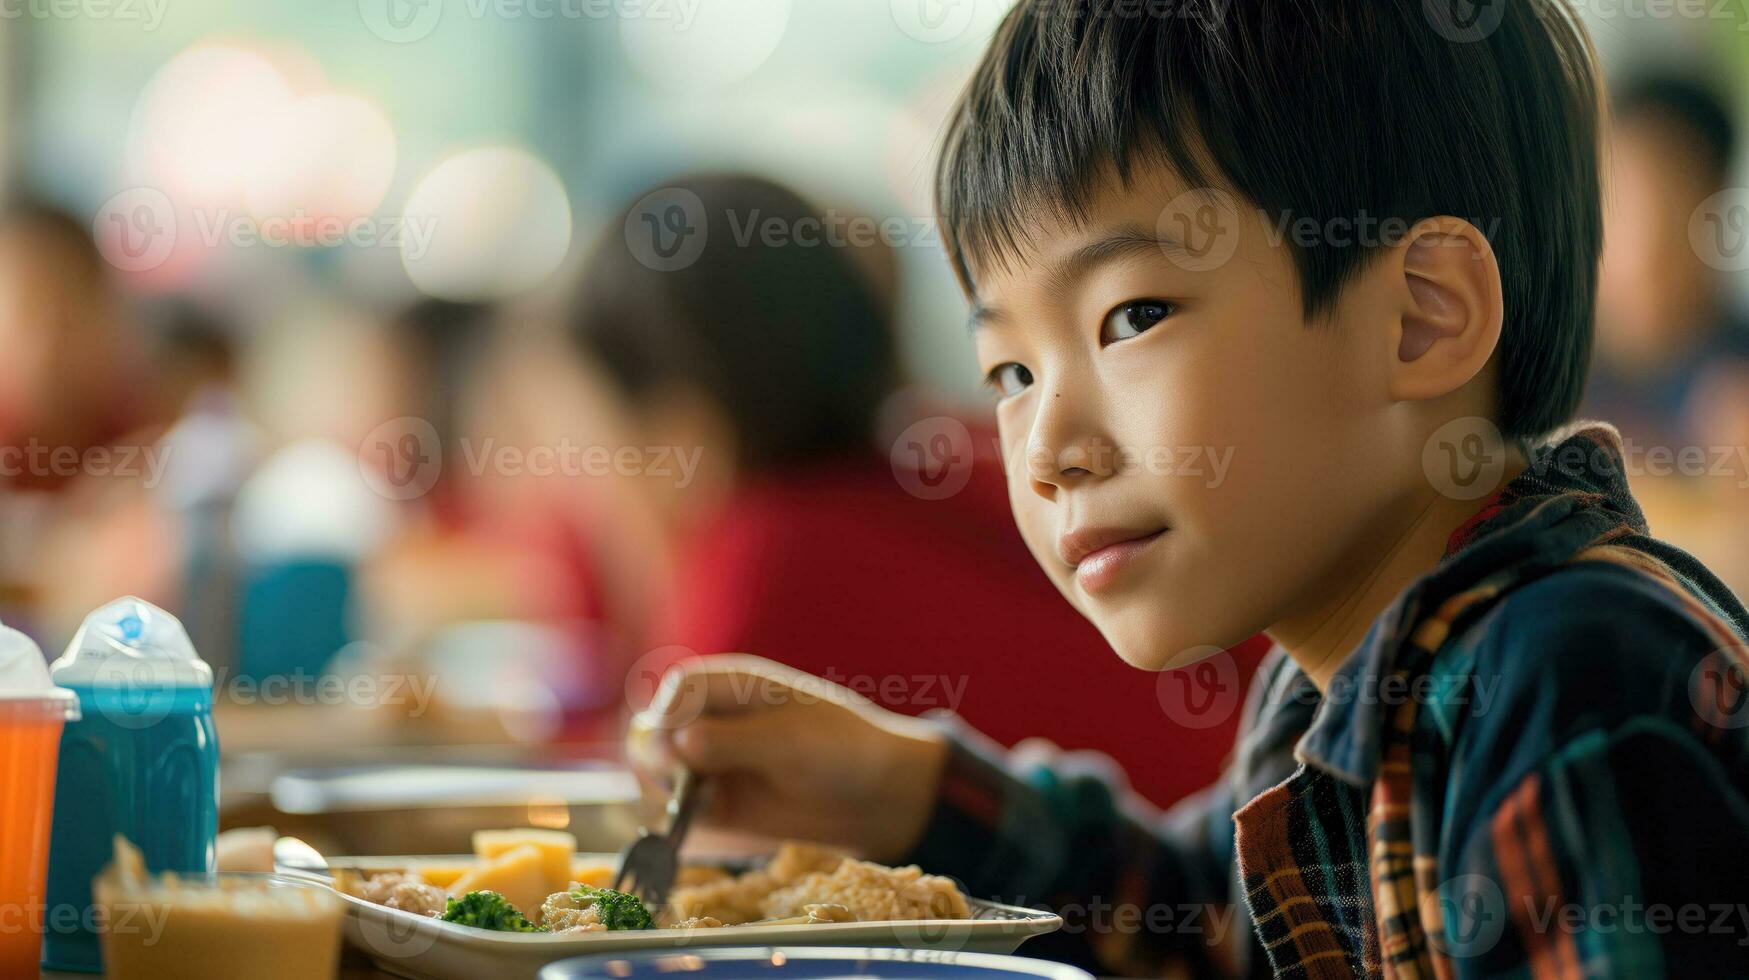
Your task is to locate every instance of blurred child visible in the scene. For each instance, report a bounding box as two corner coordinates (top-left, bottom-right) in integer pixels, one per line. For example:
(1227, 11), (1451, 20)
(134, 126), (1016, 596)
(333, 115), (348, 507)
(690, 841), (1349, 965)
(0, 203), (145, 486)
(1591, 71), (1749, 447)
(1591, 71), (1749, 598)
(0, 203), (172, 638)
(356, 301), (575, 656)
(149, 303), (256, 671)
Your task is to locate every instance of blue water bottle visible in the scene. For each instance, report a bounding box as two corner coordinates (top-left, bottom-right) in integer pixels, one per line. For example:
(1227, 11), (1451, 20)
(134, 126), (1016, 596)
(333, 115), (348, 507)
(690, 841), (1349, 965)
(41, 597), (219, 973)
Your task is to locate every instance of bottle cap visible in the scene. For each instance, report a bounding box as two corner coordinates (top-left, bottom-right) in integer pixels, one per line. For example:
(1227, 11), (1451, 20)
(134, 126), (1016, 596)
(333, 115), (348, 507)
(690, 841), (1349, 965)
(0, 622), (80, 719)
(51, 597), (212, 690)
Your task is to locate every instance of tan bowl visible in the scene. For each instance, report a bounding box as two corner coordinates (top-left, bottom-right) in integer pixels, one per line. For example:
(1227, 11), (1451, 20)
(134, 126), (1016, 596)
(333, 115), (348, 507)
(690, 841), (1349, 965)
(96, 872), (344, 980)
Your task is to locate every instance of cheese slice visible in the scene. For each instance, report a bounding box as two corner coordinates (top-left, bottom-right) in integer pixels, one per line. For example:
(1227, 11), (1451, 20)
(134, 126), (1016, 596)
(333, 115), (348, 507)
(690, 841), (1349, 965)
(446, 844), (549, 918)
(408, 861), (475, 889)
(569, 863), (613, 889)
(472, 829), (578, 894)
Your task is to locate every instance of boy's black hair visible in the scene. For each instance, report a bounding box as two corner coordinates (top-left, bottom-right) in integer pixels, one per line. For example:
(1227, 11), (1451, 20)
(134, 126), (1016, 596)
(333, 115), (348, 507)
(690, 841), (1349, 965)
(935, 0), (1602, 441)
(1613, 71), (1737, 181)
(570, 174), (899, 471)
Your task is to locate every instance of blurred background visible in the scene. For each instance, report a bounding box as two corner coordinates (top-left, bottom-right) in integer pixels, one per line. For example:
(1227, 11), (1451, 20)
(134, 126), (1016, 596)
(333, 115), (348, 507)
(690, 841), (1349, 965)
(0, 0), (1746, 860)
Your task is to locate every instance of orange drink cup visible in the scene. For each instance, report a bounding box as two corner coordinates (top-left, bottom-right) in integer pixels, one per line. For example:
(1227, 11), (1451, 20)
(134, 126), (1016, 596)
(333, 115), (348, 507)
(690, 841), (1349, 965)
(0, 625), (79, 980)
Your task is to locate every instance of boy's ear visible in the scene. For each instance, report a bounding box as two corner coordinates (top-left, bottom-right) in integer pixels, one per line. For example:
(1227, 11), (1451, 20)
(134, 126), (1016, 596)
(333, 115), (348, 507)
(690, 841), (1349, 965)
(1387, 217), (1503, 403)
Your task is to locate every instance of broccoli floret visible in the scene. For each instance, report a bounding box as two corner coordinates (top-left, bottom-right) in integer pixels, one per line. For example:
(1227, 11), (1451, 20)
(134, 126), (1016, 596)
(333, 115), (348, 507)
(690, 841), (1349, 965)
(440, 891), (547, 932)
(568, 885), (655, 930)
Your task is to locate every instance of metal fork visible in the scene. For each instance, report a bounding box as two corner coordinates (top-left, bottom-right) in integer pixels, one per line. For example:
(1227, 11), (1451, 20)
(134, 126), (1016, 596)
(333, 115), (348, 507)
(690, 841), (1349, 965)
(613, 768), (706, 907)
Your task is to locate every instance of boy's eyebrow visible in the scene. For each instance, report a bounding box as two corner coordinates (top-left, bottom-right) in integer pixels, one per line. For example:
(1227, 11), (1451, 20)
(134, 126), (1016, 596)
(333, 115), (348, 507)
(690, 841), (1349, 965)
(967, 302), (1006, 333)
(967, 225), (1191, 333)
(1045, 226), (1188, 295)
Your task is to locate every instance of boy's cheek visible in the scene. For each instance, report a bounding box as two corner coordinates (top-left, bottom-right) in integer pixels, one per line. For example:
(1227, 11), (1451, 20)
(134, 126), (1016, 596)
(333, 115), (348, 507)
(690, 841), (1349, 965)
(1098, 538), (1250, 668)
(1008, 499), (1074, 594)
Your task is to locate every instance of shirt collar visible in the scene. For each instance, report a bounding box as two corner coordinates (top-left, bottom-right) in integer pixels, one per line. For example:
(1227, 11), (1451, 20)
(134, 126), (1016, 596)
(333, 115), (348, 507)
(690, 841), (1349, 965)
(1277, 423), (1645, 786)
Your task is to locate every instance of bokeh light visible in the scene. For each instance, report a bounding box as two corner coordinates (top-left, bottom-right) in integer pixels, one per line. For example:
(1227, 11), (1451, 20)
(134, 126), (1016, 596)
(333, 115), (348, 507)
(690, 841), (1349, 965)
(399, 146), (573, 300)
(243, 92), (399, 227)
(618, 0), (792, 91)
(125, 44), (296, 206)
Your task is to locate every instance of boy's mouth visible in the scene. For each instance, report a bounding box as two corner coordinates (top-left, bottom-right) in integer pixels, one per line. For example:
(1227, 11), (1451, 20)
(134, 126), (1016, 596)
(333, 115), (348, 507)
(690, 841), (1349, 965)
(1060, 526), (1170, 593)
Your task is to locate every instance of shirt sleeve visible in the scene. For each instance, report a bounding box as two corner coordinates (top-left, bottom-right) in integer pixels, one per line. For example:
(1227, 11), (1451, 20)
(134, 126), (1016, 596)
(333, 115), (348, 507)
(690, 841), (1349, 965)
(904, 718), (1269, 978)
(1437, 560), (1749, 977)
(1444, 718), (1749, 977)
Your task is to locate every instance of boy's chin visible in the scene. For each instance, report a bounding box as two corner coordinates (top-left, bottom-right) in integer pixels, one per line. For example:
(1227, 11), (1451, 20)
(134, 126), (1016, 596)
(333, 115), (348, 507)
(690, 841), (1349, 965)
(1098, 612), (1252, 672)
(1100, 622), (1236, 673)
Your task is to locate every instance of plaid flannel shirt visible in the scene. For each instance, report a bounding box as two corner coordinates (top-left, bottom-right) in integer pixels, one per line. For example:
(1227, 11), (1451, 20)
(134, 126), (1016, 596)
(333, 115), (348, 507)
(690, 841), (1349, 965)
(908, 424), (1749, 978)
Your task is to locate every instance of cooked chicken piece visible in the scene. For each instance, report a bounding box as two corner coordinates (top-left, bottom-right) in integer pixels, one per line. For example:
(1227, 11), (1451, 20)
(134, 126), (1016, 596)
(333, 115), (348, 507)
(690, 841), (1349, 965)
(352, 873), (448, 917)
(761, 860), (968, 922)
(667, 842), (848, 925)
(540, 890), (604, 933)
(801, 903), (855, 923)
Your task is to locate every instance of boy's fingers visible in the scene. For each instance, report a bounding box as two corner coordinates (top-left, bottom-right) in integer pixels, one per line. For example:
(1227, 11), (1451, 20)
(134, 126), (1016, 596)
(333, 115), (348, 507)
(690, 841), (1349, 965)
(669, 710), (804, 776)
(705, 778), (830, 843)
(642, 654), (821, 726)
(624, 719), (676, 779)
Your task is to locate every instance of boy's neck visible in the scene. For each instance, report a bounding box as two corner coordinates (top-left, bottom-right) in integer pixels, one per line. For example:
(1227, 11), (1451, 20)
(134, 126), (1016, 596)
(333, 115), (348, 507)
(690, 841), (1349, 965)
(1268, 450), (1528, 691)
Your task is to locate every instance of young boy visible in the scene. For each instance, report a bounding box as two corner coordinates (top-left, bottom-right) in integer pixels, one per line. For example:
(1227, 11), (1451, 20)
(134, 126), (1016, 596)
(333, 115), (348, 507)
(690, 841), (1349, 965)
(632, 1), (1749, 976)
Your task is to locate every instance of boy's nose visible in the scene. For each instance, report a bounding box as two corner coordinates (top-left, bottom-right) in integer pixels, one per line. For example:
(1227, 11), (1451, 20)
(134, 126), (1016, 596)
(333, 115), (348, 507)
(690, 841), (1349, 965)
(1021, 374), (1117, 500)
(1025, 437), (1112, 501)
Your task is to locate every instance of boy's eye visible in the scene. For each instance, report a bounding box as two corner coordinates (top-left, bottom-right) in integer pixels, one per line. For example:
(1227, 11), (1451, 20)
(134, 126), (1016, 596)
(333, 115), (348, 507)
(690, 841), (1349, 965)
(984, 362), (1033, 399)
(1101, 300), (1176, 344)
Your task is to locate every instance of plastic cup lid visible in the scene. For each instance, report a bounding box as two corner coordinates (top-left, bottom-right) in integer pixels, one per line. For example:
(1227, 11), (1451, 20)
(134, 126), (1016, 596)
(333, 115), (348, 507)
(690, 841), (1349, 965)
(50, 597), (213, 689)
(0, 623), (80, 718)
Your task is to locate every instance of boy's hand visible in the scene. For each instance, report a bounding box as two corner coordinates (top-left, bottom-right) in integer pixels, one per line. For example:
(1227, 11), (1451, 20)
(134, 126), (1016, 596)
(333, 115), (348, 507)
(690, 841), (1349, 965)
(626, 655), (949, 862)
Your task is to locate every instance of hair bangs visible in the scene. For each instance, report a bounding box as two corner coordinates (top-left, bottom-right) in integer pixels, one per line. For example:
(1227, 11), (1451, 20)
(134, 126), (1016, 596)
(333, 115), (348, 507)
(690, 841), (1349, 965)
(934, 1), (1227, 293)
